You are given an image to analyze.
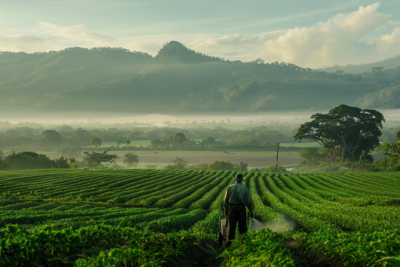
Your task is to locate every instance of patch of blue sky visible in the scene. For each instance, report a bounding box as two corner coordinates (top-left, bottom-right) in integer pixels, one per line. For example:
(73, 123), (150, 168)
(2, 0), (399, 37)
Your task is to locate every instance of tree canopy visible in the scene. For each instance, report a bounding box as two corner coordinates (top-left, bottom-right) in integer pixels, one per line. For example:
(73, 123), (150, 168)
(82, 149), (119, 168)
(294, 104), (385, 170)
(0, 151), (69, 171)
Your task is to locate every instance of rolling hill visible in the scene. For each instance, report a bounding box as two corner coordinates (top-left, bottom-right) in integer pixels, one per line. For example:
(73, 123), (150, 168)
(320, 54), (400, 74)
(1, 41), (399, 113)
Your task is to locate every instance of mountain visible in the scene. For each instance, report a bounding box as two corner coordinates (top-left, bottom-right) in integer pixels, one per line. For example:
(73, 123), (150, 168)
(320, 55), (400, 74)
(148, 41), (222, 65)
(0, 41), (399, 113)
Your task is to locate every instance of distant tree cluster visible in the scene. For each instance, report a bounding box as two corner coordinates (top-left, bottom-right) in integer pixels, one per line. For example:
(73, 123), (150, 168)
(0, 151), (70, 171)
(165, 157), (189, 170)
(379, 131), (400, 170)
(149, 132), (297, 151)
(0, 124), (303, 153)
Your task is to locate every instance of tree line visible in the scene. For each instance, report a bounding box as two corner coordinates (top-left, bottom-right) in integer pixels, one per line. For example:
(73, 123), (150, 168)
(0, 150), (139, 171)
(0, 125), (300, 156)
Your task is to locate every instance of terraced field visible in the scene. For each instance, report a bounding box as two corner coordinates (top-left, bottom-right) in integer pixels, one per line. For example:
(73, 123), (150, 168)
(1, 169), (400, 266)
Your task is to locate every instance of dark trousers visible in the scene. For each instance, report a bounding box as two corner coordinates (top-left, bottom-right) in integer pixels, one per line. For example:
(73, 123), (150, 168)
(227, 204), (247, 242)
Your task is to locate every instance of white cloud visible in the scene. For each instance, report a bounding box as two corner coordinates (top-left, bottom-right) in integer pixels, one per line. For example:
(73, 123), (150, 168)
(1, 2), (400, 68)
(190, 2), (400, 67)
(36, 22), (114, 43)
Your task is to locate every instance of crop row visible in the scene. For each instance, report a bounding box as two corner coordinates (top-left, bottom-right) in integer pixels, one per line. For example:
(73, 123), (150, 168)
(0, 212), (212, 267)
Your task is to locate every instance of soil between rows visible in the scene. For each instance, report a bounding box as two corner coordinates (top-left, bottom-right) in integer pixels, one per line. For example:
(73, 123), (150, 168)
(285, 240), (343, 267)
(164, 240), (224, 267)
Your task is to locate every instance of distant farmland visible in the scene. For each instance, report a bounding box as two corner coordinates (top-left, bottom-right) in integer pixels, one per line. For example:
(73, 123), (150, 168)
(88, 140), (320, 149)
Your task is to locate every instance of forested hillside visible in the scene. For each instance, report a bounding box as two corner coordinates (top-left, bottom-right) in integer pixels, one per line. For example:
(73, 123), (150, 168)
(320, 55), (400, 74)
(1, 41), (400, 113)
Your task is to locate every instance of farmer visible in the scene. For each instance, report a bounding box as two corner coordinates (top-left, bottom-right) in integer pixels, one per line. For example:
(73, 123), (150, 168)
(223, 173), (254, 246)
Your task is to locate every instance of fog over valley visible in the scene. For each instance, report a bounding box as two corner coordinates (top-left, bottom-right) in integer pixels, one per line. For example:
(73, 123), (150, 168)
(2, 1), (400, 266)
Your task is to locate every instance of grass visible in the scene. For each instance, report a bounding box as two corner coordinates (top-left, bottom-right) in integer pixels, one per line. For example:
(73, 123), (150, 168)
(280, 142), (320, 148)
(110, 150), (300, 158)
(91, 141), (321, 149)
(89, 140), (152, 148)
(110, 151), (301, 169)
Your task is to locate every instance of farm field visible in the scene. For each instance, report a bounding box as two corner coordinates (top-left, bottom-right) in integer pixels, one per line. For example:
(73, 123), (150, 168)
(280, 142), (320, 148)
(112, 150), (303, 168)
(88, 141), (321, 149)
(37, 150), (303, 168)
(1, 169), (400, 266)
(91, 140), (153, 148)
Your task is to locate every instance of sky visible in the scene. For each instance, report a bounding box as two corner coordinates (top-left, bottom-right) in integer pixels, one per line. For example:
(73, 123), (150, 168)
(1, 0), (400, 68)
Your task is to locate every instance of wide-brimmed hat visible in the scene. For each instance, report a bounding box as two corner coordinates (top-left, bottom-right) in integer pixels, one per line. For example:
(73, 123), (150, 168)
(233, 173), (245, 181)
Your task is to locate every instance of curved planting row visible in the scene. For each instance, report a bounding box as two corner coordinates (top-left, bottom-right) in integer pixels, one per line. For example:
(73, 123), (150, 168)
(172, 170), (233, 209)
(156, 171), (227, 208)
(189, 171), (234, 210)
(248, 173), (277, 222)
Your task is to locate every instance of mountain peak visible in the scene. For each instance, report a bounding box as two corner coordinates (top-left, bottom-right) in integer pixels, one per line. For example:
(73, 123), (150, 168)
(152, 41), (222, 64)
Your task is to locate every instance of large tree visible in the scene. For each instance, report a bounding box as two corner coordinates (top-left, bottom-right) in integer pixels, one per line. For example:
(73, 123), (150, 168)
(91, 137), (102, 148)
(294, 105), (385, 171)
(294, 113), (342, 169)
(328, 105), (384, 170)
(173, 132), (186, 151)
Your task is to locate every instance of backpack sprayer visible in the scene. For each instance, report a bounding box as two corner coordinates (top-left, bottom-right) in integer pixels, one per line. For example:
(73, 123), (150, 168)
(217, 215), (227, 245)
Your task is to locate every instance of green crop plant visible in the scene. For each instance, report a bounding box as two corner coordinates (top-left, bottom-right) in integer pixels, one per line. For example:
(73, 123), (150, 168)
(2, 169), (400, 266)
(218, 228), (295, 266)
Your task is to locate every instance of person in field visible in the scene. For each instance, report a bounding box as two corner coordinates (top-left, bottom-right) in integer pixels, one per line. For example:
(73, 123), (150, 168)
(223, 173), (255, 246)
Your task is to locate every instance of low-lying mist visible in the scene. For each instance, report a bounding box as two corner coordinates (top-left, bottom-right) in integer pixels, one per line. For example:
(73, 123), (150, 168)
(1, 109), (400, 130)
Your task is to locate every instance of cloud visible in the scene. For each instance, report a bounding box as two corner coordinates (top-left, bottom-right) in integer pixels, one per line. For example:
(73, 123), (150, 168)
(36, 22), (114, 43)
(0, 23), (115, 53)
(0, 25), (214, 55)
(190, 2), (400, 67)
(1, 2), (400, 68)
